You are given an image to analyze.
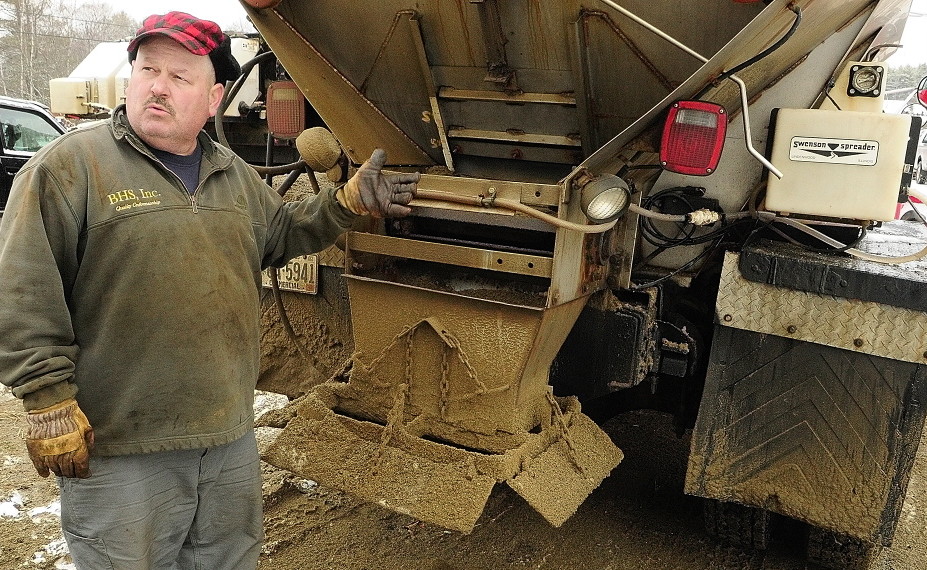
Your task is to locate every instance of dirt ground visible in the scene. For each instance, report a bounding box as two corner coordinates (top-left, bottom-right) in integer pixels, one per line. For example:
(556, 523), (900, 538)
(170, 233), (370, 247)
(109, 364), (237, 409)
(2, 386), (926, 570)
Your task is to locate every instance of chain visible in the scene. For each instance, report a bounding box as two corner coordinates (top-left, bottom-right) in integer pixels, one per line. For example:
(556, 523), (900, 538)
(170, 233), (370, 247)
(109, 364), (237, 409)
(355, 318), (490, 419)
(440, 344), (450, 419)
(370, 382), (409, 475)
(546, 391), (585, 475)
(364, 322), (416, 372)
(439, 330), (488, 395)
(453, 339), (488, 395)
(405, 326), (416, 388)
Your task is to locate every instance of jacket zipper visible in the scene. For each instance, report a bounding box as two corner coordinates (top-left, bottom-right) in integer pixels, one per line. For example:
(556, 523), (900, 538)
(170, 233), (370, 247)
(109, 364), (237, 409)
(156, 166), (200, 213)
(189, 164), (219, 214)
(125, 132), (220, 214)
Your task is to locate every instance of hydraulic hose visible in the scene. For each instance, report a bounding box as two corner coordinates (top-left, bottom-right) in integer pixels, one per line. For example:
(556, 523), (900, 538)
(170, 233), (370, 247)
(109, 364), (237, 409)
(752, 209), (927, 265)
(275, 162), (308, 197)
(456, 176), (927, 263)
(625, 195), (927, 265)
(629, 203), (685, 223)
(413, 189), (618, 233)
(268, 270), (312, 361)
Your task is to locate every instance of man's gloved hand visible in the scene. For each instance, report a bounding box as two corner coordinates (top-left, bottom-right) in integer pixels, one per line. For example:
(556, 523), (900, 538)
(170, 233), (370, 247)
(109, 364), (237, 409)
(336, 149), (420, 218)
(25, 398), (94, 479)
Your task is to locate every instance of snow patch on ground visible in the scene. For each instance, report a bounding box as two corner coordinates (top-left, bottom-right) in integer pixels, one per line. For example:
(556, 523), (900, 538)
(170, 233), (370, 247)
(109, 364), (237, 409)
(254, 390), (289, 420)
(28, 499), (61, 523)
(0, 490), (24, 518)
(31, 537), (73, 569)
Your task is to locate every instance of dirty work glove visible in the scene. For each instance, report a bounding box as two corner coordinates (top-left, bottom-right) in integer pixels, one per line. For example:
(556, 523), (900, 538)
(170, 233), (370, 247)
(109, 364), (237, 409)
(336, 148), (420, 218)
(25, 398), (94, 479)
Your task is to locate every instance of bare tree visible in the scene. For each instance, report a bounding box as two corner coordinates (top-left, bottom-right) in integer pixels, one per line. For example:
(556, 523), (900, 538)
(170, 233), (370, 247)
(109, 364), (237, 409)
(0, 0), (137, 103)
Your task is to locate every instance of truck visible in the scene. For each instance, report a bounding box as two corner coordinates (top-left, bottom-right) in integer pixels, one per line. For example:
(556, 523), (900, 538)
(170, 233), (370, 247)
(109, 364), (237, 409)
(236, 1), (927, 567)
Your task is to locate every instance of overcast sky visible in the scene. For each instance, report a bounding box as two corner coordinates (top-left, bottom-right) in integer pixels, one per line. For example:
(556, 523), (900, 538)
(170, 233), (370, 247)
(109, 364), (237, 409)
(888, 0), (927, 66)
(109, 0), (254, 32)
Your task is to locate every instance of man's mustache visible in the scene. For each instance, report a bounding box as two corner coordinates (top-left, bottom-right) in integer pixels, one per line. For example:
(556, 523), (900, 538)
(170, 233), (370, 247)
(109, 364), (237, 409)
(144, 97), (175, 116)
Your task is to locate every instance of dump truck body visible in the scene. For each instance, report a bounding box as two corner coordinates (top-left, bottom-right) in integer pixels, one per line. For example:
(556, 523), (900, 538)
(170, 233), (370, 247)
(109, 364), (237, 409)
(245, 0), (925, 566)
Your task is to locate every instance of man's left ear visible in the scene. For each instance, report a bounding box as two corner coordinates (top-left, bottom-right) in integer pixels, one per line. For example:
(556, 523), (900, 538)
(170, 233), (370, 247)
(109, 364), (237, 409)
(208, 83), (224, 117)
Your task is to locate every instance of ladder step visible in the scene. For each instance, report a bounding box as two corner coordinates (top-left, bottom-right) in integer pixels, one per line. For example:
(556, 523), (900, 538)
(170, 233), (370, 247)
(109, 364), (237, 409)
(446, 127), (581, 147)
(439, 87), (576, 106)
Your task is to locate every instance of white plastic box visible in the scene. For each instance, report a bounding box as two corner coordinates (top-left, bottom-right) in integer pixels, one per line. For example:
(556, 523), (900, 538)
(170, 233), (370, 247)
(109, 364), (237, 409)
(765, 108), (918, 221)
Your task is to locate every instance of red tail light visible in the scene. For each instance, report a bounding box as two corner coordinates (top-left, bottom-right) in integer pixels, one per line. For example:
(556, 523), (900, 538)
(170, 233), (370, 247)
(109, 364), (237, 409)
(266, 80), (305, 139)
(660, 101), (727, 176)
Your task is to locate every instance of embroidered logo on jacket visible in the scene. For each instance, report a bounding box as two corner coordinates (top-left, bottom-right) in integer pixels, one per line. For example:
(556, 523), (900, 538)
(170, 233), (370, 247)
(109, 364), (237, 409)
(107, 189), (161, 212)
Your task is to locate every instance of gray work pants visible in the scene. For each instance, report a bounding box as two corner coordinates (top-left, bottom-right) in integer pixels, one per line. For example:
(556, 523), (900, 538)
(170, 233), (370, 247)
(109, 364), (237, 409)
(57, 430), (263, 570)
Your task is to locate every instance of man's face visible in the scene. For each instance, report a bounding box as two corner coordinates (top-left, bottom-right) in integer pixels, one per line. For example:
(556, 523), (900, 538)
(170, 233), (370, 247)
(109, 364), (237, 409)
(125, 36), (224, 155)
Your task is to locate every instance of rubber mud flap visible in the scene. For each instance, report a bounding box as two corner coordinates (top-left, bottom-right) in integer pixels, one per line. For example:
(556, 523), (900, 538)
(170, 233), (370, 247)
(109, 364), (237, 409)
(506, 412), (624, 527)
(262, 393), (623, 533)
(687, 323), (927, 544)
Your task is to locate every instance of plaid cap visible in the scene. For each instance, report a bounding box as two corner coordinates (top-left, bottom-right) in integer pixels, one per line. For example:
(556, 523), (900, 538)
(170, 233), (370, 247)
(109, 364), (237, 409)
(127, 11), (241, 85)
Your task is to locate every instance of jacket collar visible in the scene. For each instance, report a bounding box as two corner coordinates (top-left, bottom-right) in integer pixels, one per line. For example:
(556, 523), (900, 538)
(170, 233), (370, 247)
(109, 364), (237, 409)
(110, 105), (234, 171)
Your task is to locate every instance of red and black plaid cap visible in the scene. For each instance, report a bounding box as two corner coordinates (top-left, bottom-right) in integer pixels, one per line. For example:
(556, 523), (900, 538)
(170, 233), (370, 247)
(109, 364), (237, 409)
(127, 11), (241, 84)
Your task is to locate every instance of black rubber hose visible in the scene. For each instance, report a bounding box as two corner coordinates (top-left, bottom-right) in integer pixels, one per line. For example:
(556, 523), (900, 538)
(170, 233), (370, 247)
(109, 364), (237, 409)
(214, 51), (304, 176)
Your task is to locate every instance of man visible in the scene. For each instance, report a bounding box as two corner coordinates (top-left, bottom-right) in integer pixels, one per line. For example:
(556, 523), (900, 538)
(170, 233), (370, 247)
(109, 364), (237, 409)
(0, 12), (417, 569)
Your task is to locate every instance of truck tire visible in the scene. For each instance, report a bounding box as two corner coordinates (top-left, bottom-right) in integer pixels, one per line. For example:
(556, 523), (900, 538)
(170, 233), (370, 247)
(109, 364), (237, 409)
(807, 527), (878, 570)
(703, 498), (770, 551)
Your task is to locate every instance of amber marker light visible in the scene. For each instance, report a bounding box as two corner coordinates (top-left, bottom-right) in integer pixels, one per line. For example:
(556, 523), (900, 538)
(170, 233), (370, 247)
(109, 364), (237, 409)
(266, 81), (306, 140)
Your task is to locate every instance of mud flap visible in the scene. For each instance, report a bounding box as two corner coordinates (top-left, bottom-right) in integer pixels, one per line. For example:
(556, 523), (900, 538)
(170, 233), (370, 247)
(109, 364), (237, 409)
(262, 392), (623, 533)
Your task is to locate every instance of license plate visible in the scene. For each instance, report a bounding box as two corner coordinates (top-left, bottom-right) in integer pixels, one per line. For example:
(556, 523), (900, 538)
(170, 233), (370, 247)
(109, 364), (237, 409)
(262, 254), (318, 294)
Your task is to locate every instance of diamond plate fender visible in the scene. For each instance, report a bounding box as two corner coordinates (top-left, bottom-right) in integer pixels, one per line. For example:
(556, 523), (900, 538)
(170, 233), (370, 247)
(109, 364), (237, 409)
(716, 251), (927, 365)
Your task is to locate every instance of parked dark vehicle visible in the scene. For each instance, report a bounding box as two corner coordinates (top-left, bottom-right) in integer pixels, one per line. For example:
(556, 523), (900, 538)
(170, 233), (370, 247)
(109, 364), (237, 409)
(0, 96), (67, 212)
